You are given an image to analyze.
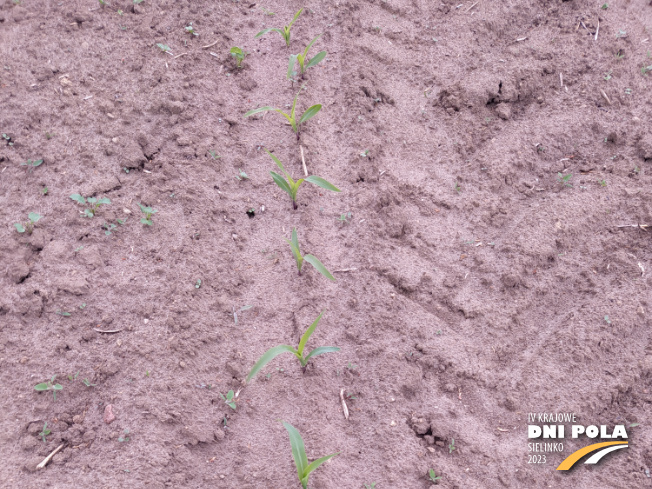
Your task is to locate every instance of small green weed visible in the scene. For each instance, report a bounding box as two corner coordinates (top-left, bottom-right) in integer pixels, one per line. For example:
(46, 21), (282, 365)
(39, 422), (51, 443)
(103, 218), (127, 236)
(247, 310), (340, 381)
(233, 305), (253, 325)
(70, 194), (111, 218)
(428, 469), (442, 484)
(2, 133), (14, 146)
(156, 43), (172, 54)
(598, 179), (607, 187)
(21, 159), (43, 172)
(185, 23), (198, 36)
(220, 390), (237, 410)
(137, 203), (157, 225)
(41, 187), (48, 195)
(255, 8), (302, 46)
(35, 376), (63, 401)
(603, 70), (612, 81)
(282, 421), (339, 489)
(286, 228), (335, 281)
(118, 429), (131, 442)
(557, 172), (573, 188)
(230, 47), (248, 68)
(208, 149), (220, 159)
(14, 212), (41, 234)
(236, 169), (249, 181)
(448, 438), (456, 454)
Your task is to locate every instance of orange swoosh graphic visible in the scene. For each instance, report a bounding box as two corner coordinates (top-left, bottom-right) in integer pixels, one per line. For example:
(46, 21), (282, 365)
(556, 441), (628, 470)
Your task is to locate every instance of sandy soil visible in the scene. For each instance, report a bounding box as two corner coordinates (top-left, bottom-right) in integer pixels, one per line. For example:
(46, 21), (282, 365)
(1, 0), (651, 487)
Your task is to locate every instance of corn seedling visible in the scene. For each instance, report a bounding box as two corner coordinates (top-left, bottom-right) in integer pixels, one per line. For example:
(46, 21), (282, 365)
(39, 422), (51, 443)
(35, 376), (63, 401)
(14, 212), (41, 234)
(246, 310), (340, 381)
(230, 47), (248, 68)
(282, 421), (339, 489)
(185, 23), (198, 36)
(557, 172), (573, 188)
(21, 159), (43, 172)
(70, 194), (111, 218)
(137, 203), (157, 225)
(245, 87), (321, 139)
(220, 390), (237, 410)
(286, 228), (335, 281)
(266, 150), (339, 210)
(428, 469), (442, 484)
(255, 8), (303, 47)
(287, 35), (327, 79)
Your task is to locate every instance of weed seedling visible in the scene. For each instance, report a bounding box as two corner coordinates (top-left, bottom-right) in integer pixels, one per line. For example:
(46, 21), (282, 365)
(230, 47), (248, 68)
(41, 187), (48, 195)
(82, 379), (97, 387)
(557, 172), (573, 188)
(454, 182), (461, 193)
(598, 179), (607, 187)
(156, 43), (173, 55)
(604, 315), (611, 324)
(428, 469), (442, 484)
(185, 23), (198, 36)
(282, 421), (339, 489)
(364, 484), (377, 489)
(603, 70), (612, 81)
(68, 371), (79, 382)
(14, 212), (41, 234)
(266, 150), (340, 210)
(39, 422), (51, 443)
(208, 149), (220, 159)
(236, 169), (249, 181)
(70, 194), (111, 218)
(601, 3), (608, 9)
(244, 86), (321, 139)
(287, 35), (327, 79)
(21, 159), (43, 172)
(255, 8), (303, 47)
(286, 228), (335, 281)
(337, 212), (352, 224)
(448, 438), (456, 454)
(103, 218), (127, 236)
(220, 390), (237, 410)
(56, 310), (71, 317)
(137, 203), (157, 225)
(34, 376), (63, 401)
(2, 133), (14, 146)
(246, 310), (340, 381)
(118, 429), (130, 442)
(134, 0), (144, 3)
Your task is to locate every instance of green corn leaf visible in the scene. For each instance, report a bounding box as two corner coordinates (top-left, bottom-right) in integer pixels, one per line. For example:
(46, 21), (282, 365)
(290, 93), (299, 123)
(14, 223), (25, 233)
(255, 28), (280, 38)
(271, 172), (292, 196)
(297, 310), (324, 357)
(299, 104), (322, 125)
(282, 422), (309, 485)
(244, 106), (276, 118)
(305, 176), (340, 192)
(291, 180), (303, 202)
(247, 345), (296, 382)
(291, 228), (300, 253)
(306, 50), (327, 69)
(286, 239), (304, 271)
(287, 54), (298, 79)
(70, 194), (86, 205)
(28, 212), (42, 223)
(288, 8), (303, 28)
(304, 452), (339, 480)
(303, 34), (322, 58)
(305, 346), (341, 361)
(265, 149), (293, 182)
(304, 254), (335, 281)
